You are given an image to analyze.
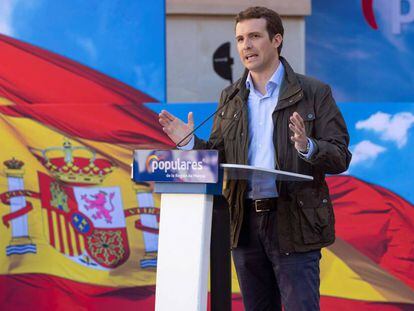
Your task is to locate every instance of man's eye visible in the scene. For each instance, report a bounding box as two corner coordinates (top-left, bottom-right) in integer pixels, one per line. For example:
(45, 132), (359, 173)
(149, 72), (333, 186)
(237, 38), (243, 43)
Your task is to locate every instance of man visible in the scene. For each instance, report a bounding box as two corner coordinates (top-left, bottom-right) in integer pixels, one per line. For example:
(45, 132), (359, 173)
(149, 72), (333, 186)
(159, 6), (351, 311)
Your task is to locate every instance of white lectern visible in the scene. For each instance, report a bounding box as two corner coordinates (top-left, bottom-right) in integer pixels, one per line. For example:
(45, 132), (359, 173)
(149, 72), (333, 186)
(132, 150), (312, 311)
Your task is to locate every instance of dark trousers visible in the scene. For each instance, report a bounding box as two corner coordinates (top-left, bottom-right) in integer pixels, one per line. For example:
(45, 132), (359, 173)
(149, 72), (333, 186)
(232, 207), (321, 311)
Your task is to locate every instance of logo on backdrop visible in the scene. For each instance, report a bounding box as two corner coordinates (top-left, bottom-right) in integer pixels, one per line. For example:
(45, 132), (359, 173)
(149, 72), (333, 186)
(362, 0), (414, 33)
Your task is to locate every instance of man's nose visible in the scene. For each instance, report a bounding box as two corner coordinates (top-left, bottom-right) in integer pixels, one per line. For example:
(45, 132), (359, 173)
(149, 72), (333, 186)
(243, 38), (252, 50)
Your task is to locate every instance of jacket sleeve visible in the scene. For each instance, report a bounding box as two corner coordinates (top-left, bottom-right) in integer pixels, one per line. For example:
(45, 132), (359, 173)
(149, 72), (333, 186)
(300, 84), (352, 174)
(193, 90), (228, 163)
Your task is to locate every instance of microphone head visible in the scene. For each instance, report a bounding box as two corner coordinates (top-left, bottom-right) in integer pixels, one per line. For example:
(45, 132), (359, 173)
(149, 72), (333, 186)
(228, 87), (240, 100)
(240, 68), (249, 85)
(228, 69), (249, 100)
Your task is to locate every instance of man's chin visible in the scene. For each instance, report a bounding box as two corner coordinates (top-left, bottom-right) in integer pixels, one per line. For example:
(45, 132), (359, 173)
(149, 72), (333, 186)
(243, 63), (260, 71)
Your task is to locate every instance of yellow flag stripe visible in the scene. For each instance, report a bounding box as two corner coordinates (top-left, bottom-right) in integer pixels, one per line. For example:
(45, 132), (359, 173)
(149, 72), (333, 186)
(79, 234), (85, 256)
(41, 208), (50, 243)
(323, 238), (414, 303)
(2, 111), (413, 302)
(0, 113), (151, 287)
(0, 97), (14, 106)
(51, 211), (61, 252)
(68, 223), (79, 256)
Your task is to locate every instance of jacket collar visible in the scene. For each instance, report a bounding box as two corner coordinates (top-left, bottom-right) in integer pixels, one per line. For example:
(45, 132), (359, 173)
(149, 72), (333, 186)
(245, 62), (284, 96)
(235, 56), (302, 104)
(235, 68), (250, 103)
(278, 56), (302, 101)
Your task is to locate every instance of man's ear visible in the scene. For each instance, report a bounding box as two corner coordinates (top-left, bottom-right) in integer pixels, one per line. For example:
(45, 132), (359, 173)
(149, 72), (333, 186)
(273, 33), (283, 49)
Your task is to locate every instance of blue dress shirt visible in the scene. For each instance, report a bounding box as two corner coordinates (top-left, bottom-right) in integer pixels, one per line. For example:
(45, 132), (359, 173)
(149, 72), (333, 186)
(245, 63), (314, 199)
(245, 63), (284, 199)
(180, 62), (314, 199)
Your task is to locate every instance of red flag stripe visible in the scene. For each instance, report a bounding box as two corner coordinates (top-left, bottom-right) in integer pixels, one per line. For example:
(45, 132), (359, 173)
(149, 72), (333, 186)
(47, 209), (55, 248)
(0, 274), (413, 311)
(75, 232), (82, 255)
(327, 176), (414, 290)
(56, 212), (65, 253)
(65, 218), (74, 256)
(0, 34), (173, 147)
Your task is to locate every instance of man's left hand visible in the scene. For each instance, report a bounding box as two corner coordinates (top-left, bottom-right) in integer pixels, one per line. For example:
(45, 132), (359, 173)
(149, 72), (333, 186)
(289, 112), (308, 152)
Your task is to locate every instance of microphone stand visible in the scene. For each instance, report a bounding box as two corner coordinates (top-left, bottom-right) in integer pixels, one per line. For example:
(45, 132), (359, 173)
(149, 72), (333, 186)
(175, 69), (249, 148)
(175, 87), (239, 148)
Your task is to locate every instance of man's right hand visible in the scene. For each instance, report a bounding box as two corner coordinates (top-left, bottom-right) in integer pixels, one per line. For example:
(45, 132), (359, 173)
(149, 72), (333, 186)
(158, 110), (194, 146)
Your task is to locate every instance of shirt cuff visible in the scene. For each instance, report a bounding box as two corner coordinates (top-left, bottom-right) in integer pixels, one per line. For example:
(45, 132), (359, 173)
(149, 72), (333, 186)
(298, 138), (315, 159)
(177, 135), (195, 150)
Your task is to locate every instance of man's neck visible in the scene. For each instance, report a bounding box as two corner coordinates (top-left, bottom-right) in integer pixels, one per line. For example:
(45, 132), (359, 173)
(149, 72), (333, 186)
(250, 58), (281, 96)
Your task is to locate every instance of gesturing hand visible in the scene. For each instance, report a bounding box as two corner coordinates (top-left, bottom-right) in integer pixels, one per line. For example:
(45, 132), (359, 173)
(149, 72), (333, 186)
(289, 112), (308, 152)
(158, 110), (194, 146)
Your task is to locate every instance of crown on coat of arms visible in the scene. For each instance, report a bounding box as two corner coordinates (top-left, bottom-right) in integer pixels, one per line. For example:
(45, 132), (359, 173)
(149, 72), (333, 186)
(4, 158), (25, 170)
(3, 158), (25, 177)
(37, 140), (114, 185)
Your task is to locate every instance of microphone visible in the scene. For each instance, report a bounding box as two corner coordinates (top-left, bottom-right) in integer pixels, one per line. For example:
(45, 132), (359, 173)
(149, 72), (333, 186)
(175, 68), (249, 149)
(175, 87), (240, 148)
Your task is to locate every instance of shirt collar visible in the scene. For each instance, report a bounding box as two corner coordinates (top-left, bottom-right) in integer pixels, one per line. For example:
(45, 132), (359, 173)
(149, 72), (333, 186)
(245, 62), (285, 94)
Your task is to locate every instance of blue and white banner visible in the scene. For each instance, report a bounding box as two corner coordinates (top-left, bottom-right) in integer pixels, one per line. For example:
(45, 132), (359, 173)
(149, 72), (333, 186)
(133, 150), (219, 183)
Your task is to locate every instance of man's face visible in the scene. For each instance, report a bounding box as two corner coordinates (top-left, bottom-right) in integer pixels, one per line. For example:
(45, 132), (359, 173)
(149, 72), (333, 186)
(235, 18), (281, 73)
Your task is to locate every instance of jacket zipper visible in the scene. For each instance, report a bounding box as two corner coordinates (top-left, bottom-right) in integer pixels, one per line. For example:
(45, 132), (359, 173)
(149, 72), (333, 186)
(274, 88), (302, 194)
(282, 89), (303, 253)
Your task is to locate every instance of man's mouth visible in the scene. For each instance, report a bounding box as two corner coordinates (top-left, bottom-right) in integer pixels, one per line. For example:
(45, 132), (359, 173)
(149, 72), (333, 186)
(245, 54), (258, 61)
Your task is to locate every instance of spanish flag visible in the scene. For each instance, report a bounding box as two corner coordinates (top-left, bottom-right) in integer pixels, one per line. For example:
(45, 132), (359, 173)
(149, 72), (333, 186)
(0, 34), (413, 310)
(0, 33), (169, 310)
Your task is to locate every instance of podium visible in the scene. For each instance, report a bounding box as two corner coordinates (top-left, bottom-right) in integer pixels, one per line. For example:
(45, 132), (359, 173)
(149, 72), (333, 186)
(132, 150), (312, 311)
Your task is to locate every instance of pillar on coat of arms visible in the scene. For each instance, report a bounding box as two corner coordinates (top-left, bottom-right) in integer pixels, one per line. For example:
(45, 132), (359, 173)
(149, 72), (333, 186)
(4, 158), (37, 256)
(134, 184), (158, 269)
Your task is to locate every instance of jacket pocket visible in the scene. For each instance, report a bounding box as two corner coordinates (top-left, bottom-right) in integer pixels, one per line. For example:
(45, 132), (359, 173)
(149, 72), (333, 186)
(219, 109), (240, 141)
(296, 190), (332, 244)
(295, 107), (315, 137)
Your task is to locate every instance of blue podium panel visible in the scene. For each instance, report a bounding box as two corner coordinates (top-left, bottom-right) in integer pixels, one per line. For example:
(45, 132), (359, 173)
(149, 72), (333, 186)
(133, 150), (219, 183)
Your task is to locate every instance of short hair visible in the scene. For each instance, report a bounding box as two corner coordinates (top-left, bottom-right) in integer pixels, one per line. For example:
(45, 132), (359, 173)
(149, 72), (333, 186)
(235, 6), (284, 54)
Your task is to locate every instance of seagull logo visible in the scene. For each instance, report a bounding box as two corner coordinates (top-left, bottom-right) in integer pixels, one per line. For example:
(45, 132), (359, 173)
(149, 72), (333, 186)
(362, 0), (378, 29)
(146, 155), (159, 172)
(362, 0), (414, 34)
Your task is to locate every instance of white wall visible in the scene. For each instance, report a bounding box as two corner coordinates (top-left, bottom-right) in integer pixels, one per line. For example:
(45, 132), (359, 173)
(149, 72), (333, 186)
(166, 1), (309, 102)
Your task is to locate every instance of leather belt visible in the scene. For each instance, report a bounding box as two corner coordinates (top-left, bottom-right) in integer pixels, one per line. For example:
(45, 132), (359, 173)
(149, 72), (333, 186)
(246, 198), (278, 212)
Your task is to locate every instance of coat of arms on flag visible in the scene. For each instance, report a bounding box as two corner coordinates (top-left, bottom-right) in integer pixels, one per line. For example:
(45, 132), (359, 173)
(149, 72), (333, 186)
(33, 141), (130, 269)
(1, 136), (162, 273)
(38, 172), (129, 269)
